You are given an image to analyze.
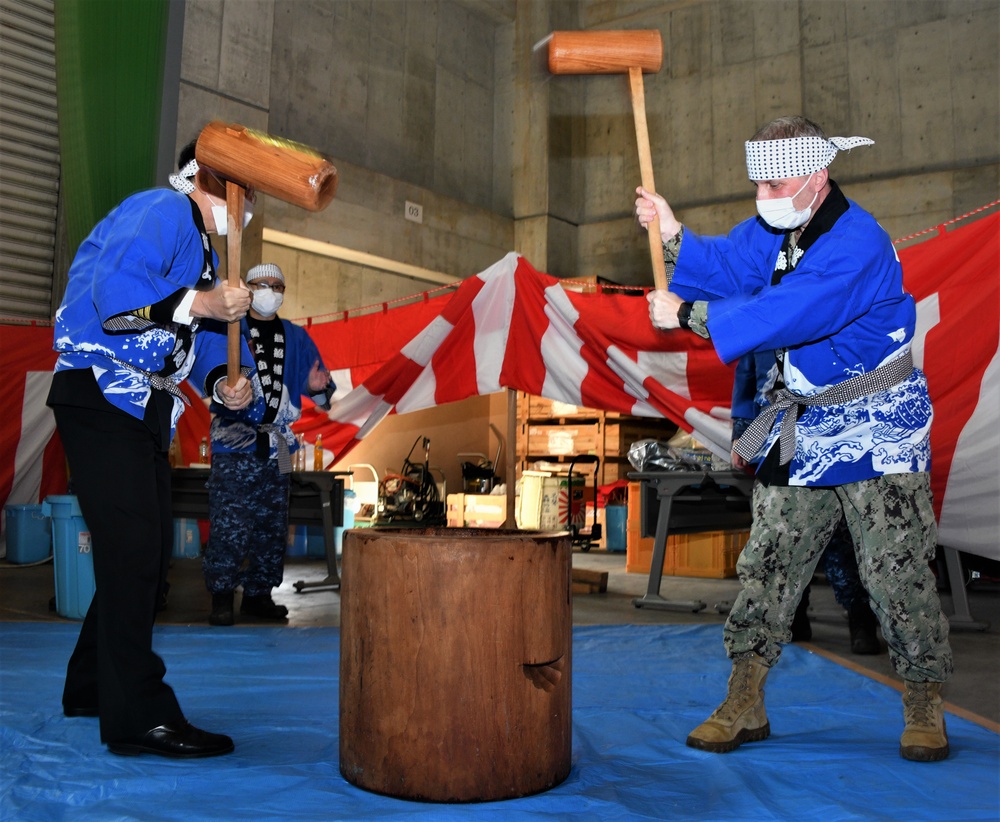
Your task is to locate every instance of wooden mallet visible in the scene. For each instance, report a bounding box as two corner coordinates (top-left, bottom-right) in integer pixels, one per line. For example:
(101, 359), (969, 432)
(547, 30), (667, 290)
(195, 121), (338, 384)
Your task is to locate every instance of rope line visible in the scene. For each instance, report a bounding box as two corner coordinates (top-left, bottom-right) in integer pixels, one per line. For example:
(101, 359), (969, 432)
(4, 201), (998, 329)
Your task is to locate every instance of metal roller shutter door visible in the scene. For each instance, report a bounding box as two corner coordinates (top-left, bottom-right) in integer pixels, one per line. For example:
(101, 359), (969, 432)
(0, 0), (58, 320)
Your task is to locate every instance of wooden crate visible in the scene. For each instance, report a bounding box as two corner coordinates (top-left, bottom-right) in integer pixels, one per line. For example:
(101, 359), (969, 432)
(599, 460), (629, 483)
(625, 481), (749, 578)
(524, 423), (599, 456)
(522, 420), (674, 459)
(524, 395), (612, 421)
(604, 420), (675, 452)
(627, 526), (749, 578)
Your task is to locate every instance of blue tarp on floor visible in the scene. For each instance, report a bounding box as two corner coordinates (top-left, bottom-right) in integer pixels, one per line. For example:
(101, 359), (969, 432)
(1, 623), (997, 821)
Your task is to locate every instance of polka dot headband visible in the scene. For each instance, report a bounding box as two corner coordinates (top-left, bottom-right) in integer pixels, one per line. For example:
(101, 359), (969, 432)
(745, 135), (874, 181)
(246, 263), (285, 284)
(168, 158), (199, 194)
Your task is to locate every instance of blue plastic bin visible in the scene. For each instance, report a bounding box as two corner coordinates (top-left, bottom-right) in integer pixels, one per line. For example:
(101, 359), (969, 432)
(305, 525), (326, 558)
(605, 505), (628, 553)
(172, 518), (201, 558)
(42, 495), (96, 620)
(286, 525), (309, 557)
(4, 504), (52, 563)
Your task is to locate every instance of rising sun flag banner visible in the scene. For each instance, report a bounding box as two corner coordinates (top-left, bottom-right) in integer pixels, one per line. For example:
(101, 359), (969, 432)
(297, 253), (735, 465)
(1, 210), (997, 559)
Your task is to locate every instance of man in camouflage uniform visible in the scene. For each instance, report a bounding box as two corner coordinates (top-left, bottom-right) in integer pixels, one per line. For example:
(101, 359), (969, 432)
(635, 115), (952, 761)
(203, 263), (334, 626)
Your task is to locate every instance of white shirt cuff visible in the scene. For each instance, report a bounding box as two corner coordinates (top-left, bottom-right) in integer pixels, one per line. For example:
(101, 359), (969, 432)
(173, 290), (198, 325)
(212, 377), (226, 404)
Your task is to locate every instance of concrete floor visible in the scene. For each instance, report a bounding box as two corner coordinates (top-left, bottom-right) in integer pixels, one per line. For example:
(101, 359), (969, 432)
(1, 547), (997, 730)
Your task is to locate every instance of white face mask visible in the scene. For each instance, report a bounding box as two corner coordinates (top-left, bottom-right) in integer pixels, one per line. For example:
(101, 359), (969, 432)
(208, 195), (254, 236)
(251, 287), (283, 316)
(756, 173), (818, 230)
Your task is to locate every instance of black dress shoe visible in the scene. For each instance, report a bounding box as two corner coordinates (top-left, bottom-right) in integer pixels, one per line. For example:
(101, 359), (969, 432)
(63, 705), (99, 717)
(107, 720), (234, 758)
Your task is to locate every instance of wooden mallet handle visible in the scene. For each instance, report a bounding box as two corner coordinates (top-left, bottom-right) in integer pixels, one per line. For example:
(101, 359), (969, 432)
(629, 67), (668, 291)
(547, 31), (668, 290)
(226, 181), (244, 386)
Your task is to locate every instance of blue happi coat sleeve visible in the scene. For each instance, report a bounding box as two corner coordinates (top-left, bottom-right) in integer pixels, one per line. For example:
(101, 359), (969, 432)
(671, 204), (914, 385)
(88, 190), (210, 325)
(284, 320), (334, 411)
(187, 319), (257, 402)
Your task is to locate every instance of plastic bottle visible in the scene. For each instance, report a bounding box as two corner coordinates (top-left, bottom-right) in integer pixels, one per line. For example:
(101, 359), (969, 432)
(313, 434), (324, 471)
(199, 437), (209, 464)
(168, 436), (182, 468)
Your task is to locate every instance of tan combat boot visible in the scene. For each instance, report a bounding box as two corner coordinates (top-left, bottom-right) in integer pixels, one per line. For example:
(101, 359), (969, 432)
(900, 681), (949, 761)
(687, 653), (771, 753)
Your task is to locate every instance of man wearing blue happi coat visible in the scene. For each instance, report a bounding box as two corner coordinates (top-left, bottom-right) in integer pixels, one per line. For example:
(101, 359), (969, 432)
(202, 262), (334, 627)
(47, 140), (255, 759)
(635, 115), (952, 762)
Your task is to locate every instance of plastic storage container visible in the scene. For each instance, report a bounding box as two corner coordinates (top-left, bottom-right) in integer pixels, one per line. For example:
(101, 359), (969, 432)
(4, 504), (52, 563)
(604, 505), (628, 552)
(306, 525), (326, 558)
(42, 495), (96, 620)
(172, 518), (201, 558)
(286, 525), (309, 557)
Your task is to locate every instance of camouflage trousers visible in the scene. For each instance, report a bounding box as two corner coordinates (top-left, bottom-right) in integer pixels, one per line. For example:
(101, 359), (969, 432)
(203, 453), (290, 597)
(725, 472), (953, 682)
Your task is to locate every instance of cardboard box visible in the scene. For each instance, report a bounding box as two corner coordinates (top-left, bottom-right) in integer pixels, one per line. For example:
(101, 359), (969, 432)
(517, 472), (587, 531)
(446, 493), (507, 528)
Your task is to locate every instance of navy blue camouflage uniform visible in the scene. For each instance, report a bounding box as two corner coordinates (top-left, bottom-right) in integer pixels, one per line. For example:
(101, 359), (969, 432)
(203, 314), (332, 598)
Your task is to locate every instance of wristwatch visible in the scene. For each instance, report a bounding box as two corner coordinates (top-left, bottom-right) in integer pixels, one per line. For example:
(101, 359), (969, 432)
(677, 301), (693, 330)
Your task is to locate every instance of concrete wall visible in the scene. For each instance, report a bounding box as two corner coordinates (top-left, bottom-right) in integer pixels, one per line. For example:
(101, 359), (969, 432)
(567, 0), (1000, 283)
(173, 0), (999, 484)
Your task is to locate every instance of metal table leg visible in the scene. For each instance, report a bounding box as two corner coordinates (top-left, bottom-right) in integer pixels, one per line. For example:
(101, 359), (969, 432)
(942, 546), (989, 631)
(294, 485), (342, 593)
(632, 486), (707, 613)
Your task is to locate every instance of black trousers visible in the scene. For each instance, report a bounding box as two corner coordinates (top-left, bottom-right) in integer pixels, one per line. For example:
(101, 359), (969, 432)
(52, 388), (184, 743)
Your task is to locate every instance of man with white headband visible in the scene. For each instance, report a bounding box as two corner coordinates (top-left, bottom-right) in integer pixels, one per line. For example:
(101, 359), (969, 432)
(202, 262), (334, 628)
(635, 115), (951, 762)
(48, 138), (256, 759)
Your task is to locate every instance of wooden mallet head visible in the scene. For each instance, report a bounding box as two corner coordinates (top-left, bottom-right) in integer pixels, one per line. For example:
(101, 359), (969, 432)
(195, 121), (338, 211)
(547, 30), (663, 76)
(548, 31), (668, 290)
(194, 122), (338, 384)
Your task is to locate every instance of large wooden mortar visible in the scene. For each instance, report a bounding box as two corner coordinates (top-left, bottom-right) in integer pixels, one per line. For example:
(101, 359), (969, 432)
(339, 527), (572, 802)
